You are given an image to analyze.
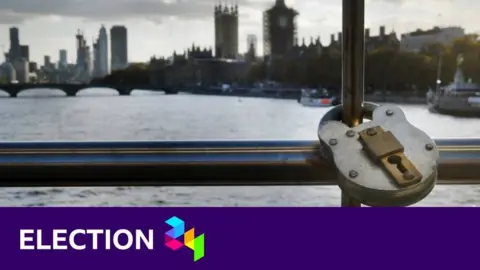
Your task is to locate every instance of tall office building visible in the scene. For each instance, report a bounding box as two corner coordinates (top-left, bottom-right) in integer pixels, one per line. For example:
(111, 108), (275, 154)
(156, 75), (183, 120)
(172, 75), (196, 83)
(85, 45), (92, 75)
(97, 25), (109, 76)
(214, 3), (239, 59)
(44, 55), (51, 67)
(59, 49), (67, 67)
(92, 40), (100, 77)
(76, 30), (89, 71)
(110, 26), (128, 71)
(247, 34), (257, 60)
(20, 45), (29, 61)
(9, 27), (20, 61)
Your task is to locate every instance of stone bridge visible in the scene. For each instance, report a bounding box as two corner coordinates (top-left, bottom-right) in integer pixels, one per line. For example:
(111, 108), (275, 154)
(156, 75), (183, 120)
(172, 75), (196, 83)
(0, 83), (178, 97)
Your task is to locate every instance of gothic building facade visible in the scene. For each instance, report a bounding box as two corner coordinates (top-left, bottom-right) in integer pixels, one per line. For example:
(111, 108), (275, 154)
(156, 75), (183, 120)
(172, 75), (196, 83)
(263, 0), (298, 58)
(214, 3), (239, 59)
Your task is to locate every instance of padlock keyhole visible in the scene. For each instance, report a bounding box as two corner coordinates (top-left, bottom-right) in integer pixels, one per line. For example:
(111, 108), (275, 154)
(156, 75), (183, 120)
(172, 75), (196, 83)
(387, 155), (414, 180)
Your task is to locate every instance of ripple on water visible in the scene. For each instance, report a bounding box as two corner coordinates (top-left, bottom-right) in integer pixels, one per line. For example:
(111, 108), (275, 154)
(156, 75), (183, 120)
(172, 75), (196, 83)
(0, 92), (477, 206)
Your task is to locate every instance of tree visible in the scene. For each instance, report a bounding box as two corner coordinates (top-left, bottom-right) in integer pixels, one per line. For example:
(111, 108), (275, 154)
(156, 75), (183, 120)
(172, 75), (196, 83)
(244, 35), (480, 93)
(91, 64), (150, 85)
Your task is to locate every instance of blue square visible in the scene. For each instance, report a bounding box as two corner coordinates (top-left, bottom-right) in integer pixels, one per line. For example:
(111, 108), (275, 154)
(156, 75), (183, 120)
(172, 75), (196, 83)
(166, 216), (184, 228)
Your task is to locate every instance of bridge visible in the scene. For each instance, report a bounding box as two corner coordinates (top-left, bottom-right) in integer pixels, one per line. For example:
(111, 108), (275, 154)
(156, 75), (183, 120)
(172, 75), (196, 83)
(0, 83), (178, 97)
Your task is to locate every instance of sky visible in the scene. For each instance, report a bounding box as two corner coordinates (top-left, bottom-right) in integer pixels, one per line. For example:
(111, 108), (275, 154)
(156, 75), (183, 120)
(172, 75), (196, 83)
(0, 0), (478, 64)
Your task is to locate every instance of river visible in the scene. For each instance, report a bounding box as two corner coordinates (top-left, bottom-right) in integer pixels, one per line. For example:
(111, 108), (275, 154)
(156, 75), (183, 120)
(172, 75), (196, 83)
(0, 88), (478, 206)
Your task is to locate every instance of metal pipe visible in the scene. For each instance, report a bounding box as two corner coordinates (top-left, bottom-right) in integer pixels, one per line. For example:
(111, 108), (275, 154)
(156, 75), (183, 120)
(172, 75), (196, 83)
(341, 0), (365, 206)
(341, 0), (365, 127)
(0, 139), (476, 187)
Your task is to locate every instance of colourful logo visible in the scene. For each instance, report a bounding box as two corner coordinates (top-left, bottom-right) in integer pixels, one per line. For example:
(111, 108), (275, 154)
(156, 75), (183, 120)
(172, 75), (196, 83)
(165, 216), (205, 262)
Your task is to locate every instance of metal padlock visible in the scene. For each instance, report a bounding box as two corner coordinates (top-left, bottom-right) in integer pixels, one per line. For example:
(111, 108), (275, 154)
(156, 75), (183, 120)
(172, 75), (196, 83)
(318, 102), (439, 207)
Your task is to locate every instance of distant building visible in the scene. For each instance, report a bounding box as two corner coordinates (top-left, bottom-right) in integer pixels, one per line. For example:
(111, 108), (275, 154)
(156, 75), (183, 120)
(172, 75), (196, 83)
(263, 0), (298, 57)
(28, 62), (37, 72)
(9, 27), (20, 61)
(76, 30), (89, 72)
(20, 45), (29, 61)
(85, 45), (92, 75)
(214, 4), (239, 59)
(193, 58), (249, 86)
(289, 37), (323, 58)
(97, 25), (109, 76)
(364, 26), (399, 52)
(326, 26), (399, 53)
(110, 26), (128, 71)
(92, 41), (100, 77)
(93, 26), (109, 77)
(0, 62), (16, 82)
(246, 34), (257, 61)
(400, 26), (465, 52)
(59, 49), (68, 68)
(13, 58), (29, 83)
(44, 55), (51, 67)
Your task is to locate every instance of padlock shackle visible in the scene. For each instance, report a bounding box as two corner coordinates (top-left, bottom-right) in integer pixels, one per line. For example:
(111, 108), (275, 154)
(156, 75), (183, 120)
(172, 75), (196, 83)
(319, 102), (378, 128)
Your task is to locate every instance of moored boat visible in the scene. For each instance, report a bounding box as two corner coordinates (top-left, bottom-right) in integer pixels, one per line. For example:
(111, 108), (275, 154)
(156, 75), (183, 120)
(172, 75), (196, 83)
(427, 77), (480, 117)
(428, 54), (480, 117)
(297, 88), (339, 107)
(427, 83), (480, 117)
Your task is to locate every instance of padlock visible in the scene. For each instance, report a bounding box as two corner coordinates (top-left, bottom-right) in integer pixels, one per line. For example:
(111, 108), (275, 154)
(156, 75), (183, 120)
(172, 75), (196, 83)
(317, 102), (439, 207)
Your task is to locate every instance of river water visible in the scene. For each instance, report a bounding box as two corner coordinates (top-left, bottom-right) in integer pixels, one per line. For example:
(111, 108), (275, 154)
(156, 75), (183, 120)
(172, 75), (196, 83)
(0, 88), (478, 206)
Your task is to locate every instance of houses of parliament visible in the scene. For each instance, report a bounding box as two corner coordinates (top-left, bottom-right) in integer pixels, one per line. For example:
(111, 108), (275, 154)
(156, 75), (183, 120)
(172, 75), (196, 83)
(149, 0), (400, 88)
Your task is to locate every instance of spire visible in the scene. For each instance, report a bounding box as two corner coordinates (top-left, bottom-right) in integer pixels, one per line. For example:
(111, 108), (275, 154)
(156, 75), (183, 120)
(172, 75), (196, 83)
(454, 54), (465, 83)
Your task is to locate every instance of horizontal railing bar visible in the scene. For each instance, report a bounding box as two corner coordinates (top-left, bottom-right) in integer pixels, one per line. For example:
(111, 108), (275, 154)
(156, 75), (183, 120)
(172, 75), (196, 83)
(0, 139), (477, 187)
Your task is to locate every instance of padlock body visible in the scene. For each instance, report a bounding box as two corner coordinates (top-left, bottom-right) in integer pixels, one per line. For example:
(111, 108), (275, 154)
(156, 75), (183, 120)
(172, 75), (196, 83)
(318, 105), (439, 207)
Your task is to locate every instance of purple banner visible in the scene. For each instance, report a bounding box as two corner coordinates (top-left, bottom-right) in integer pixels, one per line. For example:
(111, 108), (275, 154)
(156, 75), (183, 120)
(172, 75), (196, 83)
(0, 207), (477, 270)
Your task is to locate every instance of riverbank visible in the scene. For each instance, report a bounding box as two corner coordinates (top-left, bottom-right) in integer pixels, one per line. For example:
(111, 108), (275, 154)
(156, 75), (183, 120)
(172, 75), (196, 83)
(183, 91), (427, 105)
(365, 95), (426, 105)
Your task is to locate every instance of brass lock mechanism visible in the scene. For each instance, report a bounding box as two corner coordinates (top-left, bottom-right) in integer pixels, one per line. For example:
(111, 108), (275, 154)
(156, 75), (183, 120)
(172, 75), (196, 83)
(358, 126), (422, 187)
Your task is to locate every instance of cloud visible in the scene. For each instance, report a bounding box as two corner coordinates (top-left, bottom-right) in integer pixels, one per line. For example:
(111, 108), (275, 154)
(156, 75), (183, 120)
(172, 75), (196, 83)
(0, 9), (26, 24)
(0, 0), (272, 24)
(0, 0), (477, 34)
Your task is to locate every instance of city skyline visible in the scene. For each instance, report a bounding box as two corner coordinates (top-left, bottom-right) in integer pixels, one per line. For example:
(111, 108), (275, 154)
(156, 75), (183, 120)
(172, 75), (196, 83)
(0, 0), (478, 64)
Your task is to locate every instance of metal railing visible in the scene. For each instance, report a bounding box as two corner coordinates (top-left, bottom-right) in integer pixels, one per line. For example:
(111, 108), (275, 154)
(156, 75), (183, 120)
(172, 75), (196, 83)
(1, 0), (479, 197)
(0, 139), (478, 187)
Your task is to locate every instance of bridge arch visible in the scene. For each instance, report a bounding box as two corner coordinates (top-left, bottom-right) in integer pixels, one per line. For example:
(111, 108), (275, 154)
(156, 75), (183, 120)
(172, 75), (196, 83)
(0, 83), (173, 97)
(0, 84), (133, 97)
(75, 87), (131, 96)
(14, 88), (69, 97)
(0, 89), (12, 97)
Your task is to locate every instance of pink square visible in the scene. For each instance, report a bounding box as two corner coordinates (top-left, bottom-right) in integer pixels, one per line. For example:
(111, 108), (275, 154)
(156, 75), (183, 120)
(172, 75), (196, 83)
(165, 239), (184, 250)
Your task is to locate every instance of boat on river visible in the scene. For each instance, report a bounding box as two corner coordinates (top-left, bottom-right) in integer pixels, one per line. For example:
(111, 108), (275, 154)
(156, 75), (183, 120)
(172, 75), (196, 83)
(427, 83), (480, 117)
(427, 67), (480, 117)
(297, 88), (339, 107)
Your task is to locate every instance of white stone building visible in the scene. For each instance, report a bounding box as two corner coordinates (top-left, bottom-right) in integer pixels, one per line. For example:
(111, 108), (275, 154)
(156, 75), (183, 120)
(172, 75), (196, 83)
(400, 26), (465, 52)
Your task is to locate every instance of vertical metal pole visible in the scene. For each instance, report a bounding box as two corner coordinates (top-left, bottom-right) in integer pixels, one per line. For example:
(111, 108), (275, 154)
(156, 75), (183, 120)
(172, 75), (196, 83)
(341, 0), (365, 207)
(436, 53), (442, 91)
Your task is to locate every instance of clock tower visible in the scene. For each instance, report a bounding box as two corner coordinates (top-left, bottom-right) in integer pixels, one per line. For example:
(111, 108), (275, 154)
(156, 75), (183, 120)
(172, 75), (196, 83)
(263, 0), (298, 57)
